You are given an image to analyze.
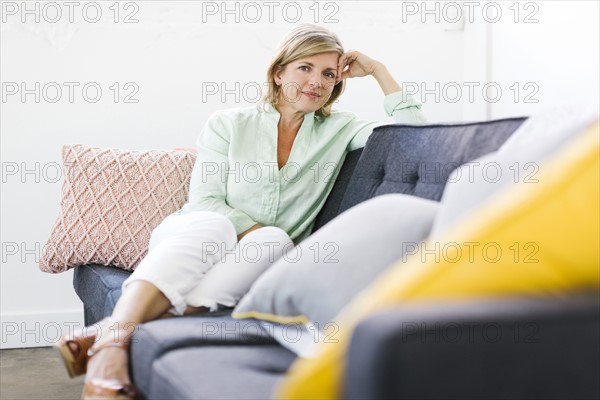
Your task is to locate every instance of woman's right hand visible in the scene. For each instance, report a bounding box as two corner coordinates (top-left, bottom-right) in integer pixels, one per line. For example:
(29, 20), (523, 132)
(335, 51), (381, 84)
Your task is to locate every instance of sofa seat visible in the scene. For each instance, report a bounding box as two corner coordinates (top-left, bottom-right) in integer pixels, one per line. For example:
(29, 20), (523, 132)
(149, 345), (296, 399)
(130, 312), (295, 399)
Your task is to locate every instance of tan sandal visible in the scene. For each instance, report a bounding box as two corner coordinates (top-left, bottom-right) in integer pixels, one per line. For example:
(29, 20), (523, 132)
(81, 327), (139, 400)
(82, 381), (138, 400)
(54, 318), (110, 378)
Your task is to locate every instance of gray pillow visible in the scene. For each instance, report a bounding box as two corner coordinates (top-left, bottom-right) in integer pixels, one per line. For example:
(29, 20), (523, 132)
(233, 193), (439, 330)
(431, 108), (600, 238)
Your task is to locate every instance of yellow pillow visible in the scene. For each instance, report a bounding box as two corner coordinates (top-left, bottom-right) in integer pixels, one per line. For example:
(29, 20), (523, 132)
(277, 120), (600, 399)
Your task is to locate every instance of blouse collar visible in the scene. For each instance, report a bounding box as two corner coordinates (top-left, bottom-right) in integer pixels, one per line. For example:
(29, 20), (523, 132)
(261, 102), (317, 132)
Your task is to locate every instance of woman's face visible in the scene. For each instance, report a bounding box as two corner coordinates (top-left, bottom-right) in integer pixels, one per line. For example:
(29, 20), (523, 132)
(274, 51), (339, 114)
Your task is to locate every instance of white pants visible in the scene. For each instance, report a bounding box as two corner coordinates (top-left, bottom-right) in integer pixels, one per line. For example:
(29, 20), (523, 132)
(122, 211), (294, 315)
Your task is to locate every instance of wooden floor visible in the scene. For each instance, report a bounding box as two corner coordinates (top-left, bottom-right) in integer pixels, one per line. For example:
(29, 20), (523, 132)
(0, 347), (84, 400)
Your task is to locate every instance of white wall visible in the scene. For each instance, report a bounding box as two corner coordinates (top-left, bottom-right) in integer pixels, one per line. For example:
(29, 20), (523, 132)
(489, 0), (599, 118)
(1, 1), (466, 348)
(1, 0), (598, 349)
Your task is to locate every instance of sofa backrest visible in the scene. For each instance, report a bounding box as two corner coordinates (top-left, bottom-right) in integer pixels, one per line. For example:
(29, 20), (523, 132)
(312, 148), (363, 231)
(313, 118), (527, 231)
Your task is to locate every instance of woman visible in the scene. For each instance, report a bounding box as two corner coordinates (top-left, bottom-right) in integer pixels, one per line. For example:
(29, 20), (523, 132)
(55, 23), (426, 399)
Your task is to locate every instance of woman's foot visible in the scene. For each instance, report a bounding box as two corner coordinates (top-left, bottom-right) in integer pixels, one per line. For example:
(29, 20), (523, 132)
(81, 322), (138, 400)
(54, 317), (110, 378)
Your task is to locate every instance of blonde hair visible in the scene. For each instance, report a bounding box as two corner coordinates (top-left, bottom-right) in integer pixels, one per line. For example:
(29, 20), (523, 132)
(259, 23), (345, 118)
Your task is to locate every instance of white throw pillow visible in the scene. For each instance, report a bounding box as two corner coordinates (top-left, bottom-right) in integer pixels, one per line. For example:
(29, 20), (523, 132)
(431, 108), (600, 238)
(233, 194), (440, 337)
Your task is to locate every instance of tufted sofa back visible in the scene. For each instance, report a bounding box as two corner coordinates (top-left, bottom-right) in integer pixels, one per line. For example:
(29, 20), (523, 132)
(313, 118), (527, 231)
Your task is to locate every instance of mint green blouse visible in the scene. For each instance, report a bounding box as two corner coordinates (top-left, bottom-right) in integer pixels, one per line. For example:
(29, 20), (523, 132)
(180, 91), (426, 243)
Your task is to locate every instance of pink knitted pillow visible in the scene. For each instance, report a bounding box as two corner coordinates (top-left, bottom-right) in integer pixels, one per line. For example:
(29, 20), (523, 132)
(39, 144), (197, 273)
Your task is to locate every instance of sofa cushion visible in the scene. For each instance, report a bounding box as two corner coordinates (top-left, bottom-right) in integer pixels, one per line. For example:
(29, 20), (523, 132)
(149, 345), (297, 400)
(338, 118), (527, 214)
(233, 194), (439, 338)
(130, 312), (281, 396)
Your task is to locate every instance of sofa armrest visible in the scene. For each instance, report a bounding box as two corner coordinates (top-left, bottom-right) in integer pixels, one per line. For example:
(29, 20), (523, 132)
(343, 292), (600, 400)
(73, 264), (132, 325)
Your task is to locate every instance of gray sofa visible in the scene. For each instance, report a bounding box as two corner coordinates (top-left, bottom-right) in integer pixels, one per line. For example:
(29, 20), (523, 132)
(73, 118), (600, 399)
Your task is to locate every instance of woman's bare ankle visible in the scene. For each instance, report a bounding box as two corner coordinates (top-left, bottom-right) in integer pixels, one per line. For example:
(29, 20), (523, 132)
(184, 305), (209, 315)
(91, 319), (138, 348)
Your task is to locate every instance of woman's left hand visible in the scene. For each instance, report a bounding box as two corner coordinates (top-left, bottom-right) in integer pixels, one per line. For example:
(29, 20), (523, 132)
(336, 51), (381, 84)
